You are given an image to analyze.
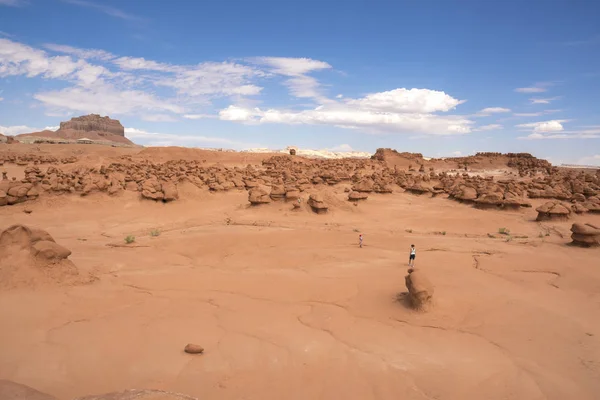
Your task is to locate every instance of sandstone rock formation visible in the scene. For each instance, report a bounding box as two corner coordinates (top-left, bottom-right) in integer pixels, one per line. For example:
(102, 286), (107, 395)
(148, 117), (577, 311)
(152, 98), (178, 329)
(248, 185), (272, 205)
(348, 191), (368, 201)
(60, 114), (125, 136)
(17, 114), (133, 145)
(308, 193), (328, 214)
(0, 225), (79, 288)
(570, 223), (600, 247)
(405, 268), (434, 309)
(536, 201), (571, 221)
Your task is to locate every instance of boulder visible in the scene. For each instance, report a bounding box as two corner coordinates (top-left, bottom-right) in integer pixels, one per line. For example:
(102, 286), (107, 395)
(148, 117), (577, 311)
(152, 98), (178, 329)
(184, 343), (204, 354)
(570, 223), (600, 247)
(248, 186), (271, 205)
(162, 181), (179, 202)
(307, 193), (328, 214)
(571, 203), (589, 214)
(352, 179), (374, 193)
(536, 201), (571, 221)
(405, 268), (434, 309)
(348, 191), (368, 201)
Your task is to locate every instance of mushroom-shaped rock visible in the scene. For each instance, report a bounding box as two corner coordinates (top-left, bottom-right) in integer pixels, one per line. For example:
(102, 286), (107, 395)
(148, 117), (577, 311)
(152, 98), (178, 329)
(352, 179), (374, 193)
(570, 223), (600, 247)
(405, 184), (431, 195)
(248, 186), (271, 205)
(571, 203), (589, 214)
(308, 193), (328, 214)
(405, 268), (434, 309)
(162, 181), (179, 202)
(348, 191), (368, 201)
(285, 189), (301, 202)
(536, 201), (571, 221)
(451, 185), (478, 202)
(474, 193), (504, 209)
(270, 184), (286, 201)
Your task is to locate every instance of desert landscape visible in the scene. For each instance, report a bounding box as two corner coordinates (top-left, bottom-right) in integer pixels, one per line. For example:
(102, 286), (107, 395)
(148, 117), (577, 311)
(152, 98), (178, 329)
(0, 115), (599, 400)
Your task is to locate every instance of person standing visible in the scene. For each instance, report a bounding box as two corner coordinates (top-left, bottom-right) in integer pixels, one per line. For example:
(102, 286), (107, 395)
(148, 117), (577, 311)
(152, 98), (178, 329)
(409, 244), (416, 267)
(359, 234), (363, 248)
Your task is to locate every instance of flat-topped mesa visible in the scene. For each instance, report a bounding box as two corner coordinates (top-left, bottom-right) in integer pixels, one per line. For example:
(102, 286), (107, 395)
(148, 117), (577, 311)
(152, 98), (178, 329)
(58, 114), (125, 136)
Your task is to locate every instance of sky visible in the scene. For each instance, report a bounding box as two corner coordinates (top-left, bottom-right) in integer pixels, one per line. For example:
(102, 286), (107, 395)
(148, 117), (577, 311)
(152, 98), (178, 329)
(1, 0), (599, 165)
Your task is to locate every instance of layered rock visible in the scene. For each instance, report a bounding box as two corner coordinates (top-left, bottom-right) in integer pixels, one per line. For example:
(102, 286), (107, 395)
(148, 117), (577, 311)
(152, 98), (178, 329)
(348, 191), (368, 201)
(570, 223), (600, 247)
(536, 201), (571, 221)
(59, 114), (125, 136)
(308, 193), (328, 214)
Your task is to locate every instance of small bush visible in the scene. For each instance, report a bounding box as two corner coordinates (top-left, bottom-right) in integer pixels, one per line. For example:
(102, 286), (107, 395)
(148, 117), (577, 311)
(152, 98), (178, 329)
(498, 227), (510, 235)
(150, 229), (161, 237)
(125, 235), (135, 244)
(442, 231), (447, 235)
(406, 229), (413, 233)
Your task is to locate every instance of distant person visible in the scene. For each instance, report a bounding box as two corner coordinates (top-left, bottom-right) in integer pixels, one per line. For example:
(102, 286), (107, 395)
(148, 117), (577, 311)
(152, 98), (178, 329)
(409, 244), (416, 267)
(359, 234), (363, 248)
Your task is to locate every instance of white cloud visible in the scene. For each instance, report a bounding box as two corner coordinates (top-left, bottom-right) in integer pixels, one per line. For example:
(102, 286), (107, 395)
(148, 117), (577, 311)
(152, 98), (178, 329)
(219, 100), (473, 135)
(0, 38), (108, 85)
(251, 57), (332, 101)
(124, 127), (257, 149)
(61, 0), (144, 21)
(34, 85), (184, 115)
(43, 43), (115, 61)
(0, 97), (3, 101)
(336, 94), (343, 99)
(530, 96), (560, 104)
(518, 126), (600, 140)
(0, 125), (36, 135)
(478, 107), (510, 114)
(113, 56), (179, 72)
(44, 125), (59, 131)
(517, 119), (567, 133)
(452, 151), (462, 156)
(474, 124), (502, 131)
(345, 88), (464, 113)
(515, 82), (556, 93)
(515, 87), (546, 93)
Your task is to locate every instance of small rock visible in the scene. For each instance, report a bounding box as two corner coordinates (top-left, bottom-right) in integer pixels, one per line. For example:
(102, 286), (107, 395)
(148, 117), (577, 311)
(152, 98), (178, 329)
(184, 343), (204, 354)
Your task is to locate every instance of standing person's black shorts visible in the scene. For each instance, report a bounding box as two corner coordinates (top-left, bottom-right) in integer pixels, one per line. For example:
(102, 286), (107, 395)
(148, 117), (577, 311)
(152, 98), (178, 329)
(409, 253), (415, 262)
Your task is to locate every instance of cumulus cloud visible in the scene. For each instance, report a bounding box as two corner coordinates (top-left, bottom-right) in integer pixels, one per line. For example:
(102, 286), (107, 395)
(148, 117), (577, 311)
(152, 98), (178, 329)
(516, 119), (567, 133)
(345, 88), (464, 113)
(219, 97), (472, 135)
(0, 125), (37, 135)
(2, 37), (474, 136)
(124, 127), (258, 149)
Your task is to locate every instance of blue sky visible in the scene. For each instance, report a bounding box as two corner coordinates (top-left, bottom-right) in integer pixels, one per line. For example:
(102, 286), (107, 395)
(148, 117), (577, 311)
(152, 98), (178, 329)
(1, 0), (599, 165)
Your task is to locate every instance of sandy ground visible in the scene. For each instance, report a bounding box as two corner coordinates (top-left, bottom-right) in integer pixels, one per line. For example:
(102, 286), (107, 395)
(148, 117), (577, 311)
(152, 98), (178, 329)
(1, 149), (600, 400)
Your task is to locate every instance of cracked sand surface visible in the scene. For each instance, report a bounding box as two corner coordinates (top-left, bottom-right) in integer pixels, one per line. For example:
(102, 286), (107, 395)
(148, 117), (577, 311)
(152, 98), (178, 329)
(1, 183), (600, 399)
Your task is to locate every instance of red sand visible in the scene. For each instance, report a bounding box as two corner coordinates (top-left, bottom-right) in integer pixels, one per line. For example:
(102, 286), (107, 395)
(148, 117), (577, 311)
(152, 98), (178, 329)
(1, 144), (599, 400)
